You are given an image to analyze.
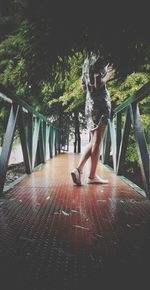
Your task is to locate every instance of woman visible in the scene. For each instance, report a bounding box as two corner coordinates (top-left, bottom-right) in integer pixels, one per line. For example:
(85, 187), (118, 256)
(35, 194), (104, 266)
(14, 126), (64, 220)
(71, 54), (114, 185)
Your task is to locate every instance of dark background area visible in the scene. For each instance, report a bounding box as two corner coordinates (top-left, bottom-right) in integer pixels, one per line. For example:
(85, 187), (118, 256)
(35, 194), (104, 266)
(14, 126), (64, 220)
(1, 0), (149, 76)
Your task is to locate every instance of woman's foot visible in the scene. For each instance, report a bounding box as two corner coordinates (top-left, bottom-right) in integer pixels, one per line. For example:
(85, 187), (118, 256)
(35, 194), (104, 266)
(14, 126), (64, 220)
(71, 168), (82, 185)
(87, 175), (108, 184)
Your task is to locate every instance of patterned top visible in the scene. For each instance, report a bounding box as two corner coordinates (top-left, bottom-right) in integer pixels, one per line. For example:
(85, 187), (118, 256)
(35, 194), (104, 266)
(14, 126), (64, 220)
(81, 56), (111, 130)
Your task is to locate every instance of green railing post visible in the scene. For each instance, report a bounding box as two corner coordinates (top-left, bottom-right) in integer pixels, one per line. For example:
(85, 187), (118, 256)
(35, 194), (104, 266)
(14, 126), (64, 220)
(18, 108), (31, 173)
(108, 119), (117, 171)
(27, 112), (33, 167)
(130, 103), (150, 196)
(0, 103), (19, 193)
(46, 124), (50, 160)
(32, 117), (40, 169)
(117, 108), (131, 175)
(0, 85), (60, 195)
(49, 126), (53, 158)
(116, 112), (122, 163)
(102, 124), (111, 164)
(43, 121), (47, 161)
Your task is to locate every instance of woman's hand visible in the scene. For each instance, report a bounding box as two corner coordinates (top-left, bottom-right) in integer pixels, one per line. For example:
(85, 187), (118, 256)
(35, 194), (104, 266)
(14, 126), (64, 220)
(105, 64), (115, 81)
(99, 64), (115, 85)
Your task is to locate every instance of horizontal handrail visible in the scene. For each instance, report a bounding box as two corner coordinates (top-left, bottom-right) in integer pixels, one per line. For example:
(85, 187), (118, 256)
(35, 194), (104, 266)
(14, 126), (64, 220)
(0, 84), (56, 128)
(113, 81), (150, 115)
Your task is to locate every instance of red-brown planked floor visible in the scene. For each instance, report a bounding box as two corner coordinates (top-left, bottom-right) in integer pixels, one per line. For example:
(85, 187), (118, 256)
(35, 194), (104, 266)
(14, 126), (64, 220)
(0, 153), (150, 290)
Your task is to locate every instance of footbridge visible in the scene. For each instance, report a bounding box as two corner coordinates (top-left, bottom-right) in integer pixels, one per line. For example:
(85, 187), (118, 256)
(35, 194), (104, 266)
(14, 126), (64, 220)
(0, 82), (150, 289)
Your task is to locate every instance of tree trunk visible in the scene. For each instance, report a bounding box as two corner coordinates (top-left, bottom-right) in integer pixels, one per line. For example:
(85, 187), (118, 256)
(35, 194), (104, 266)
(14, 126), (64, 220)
(74, 109), (81, 153)
(58, 104), (62, 153)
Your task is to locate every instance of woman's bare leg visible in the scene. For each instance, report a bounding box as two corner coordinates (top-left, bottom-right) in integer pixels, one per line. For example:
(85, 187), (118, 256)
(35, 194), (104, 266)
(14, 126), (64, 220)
(77, 132), (93, 173)
(71, 125), (107, 185)
(71, 132), (94, 185)
(88, 125), (106, 178)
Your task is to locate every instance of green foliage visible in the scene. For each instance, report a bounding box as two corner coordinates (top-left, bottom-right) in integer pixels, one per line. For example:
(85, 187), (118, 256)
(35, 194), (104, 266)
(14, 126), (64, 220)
(140, 114), (150, 150)
(41, 52), (86, 114)
(59, 52), (85, 111)
(0, 101), (10, 145)
(125, 127), (138, 165)
(59, 78), (84, 112)
(0, 22), (30, 97)
(108, 71), (150, 107)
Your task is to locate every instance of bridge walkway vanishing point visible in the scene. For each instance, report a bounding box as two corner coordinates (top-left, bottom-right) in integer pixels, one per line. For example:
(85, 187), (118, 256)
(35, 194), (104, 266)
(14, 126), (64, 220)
(0, 153), (150, 290)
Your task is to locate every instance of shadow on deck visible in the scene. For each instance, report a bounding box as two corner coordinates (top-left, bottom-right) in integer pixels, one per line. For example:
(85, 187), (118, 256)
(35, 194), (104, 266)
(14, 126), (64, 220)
(0, 153), (150, 290)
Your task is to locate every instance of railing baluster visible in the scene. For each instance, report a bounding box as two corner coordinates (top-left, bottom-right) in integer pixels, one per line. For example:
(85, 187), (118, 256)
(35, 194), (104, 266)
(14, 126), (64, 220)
(130, 103), (150, 196)
(108, 119), (117, 171)
(27, 112), (33, 167)
(43, 121), (46, 161)
(46, 124), (50, 160)
(116, 112), (122, 163)
(32, 118), (41, 169)
(38, 120), (45, 164)
(54, 129), (57, 156)
(117, 108), (131, 175)
(102, 125), (111, 164)
(0, 103), (19, 193)
(49, 126), (53, 158)
(18, 107), (31, 173)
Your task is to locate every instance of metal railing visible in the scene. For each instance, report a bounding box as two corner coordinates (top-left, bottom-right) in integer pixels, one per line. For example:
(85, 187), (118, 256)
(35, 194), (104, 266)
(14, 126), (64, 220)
(0, 85), (59, 194)
(102, 81), (150, 198)
(0, 82), (149, 198)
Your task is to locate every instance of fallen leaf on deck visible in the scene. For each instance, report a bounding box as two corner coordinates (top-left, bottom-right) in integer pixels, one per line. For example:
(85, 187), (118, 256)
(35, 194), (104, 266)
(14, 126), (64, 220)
(126, 224), (131, 228)
(46, 196), (50, 200)
(62, 210), (70, 216)
(73, 225), (90, 231)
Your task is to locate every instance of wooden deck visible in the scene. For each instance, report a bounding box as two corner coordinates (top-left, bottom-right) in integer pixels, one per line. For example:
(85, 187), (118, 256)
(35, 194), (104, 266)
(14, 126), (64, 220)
(0, 153), (150, 290)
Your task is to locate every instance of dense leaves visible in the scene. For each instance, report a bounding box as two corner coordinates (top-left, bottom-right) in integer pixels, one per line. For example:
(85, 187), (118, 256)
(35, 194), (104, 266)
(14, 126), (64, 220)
(1, 0), (150, 99)
(0, 0), (149, 165)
